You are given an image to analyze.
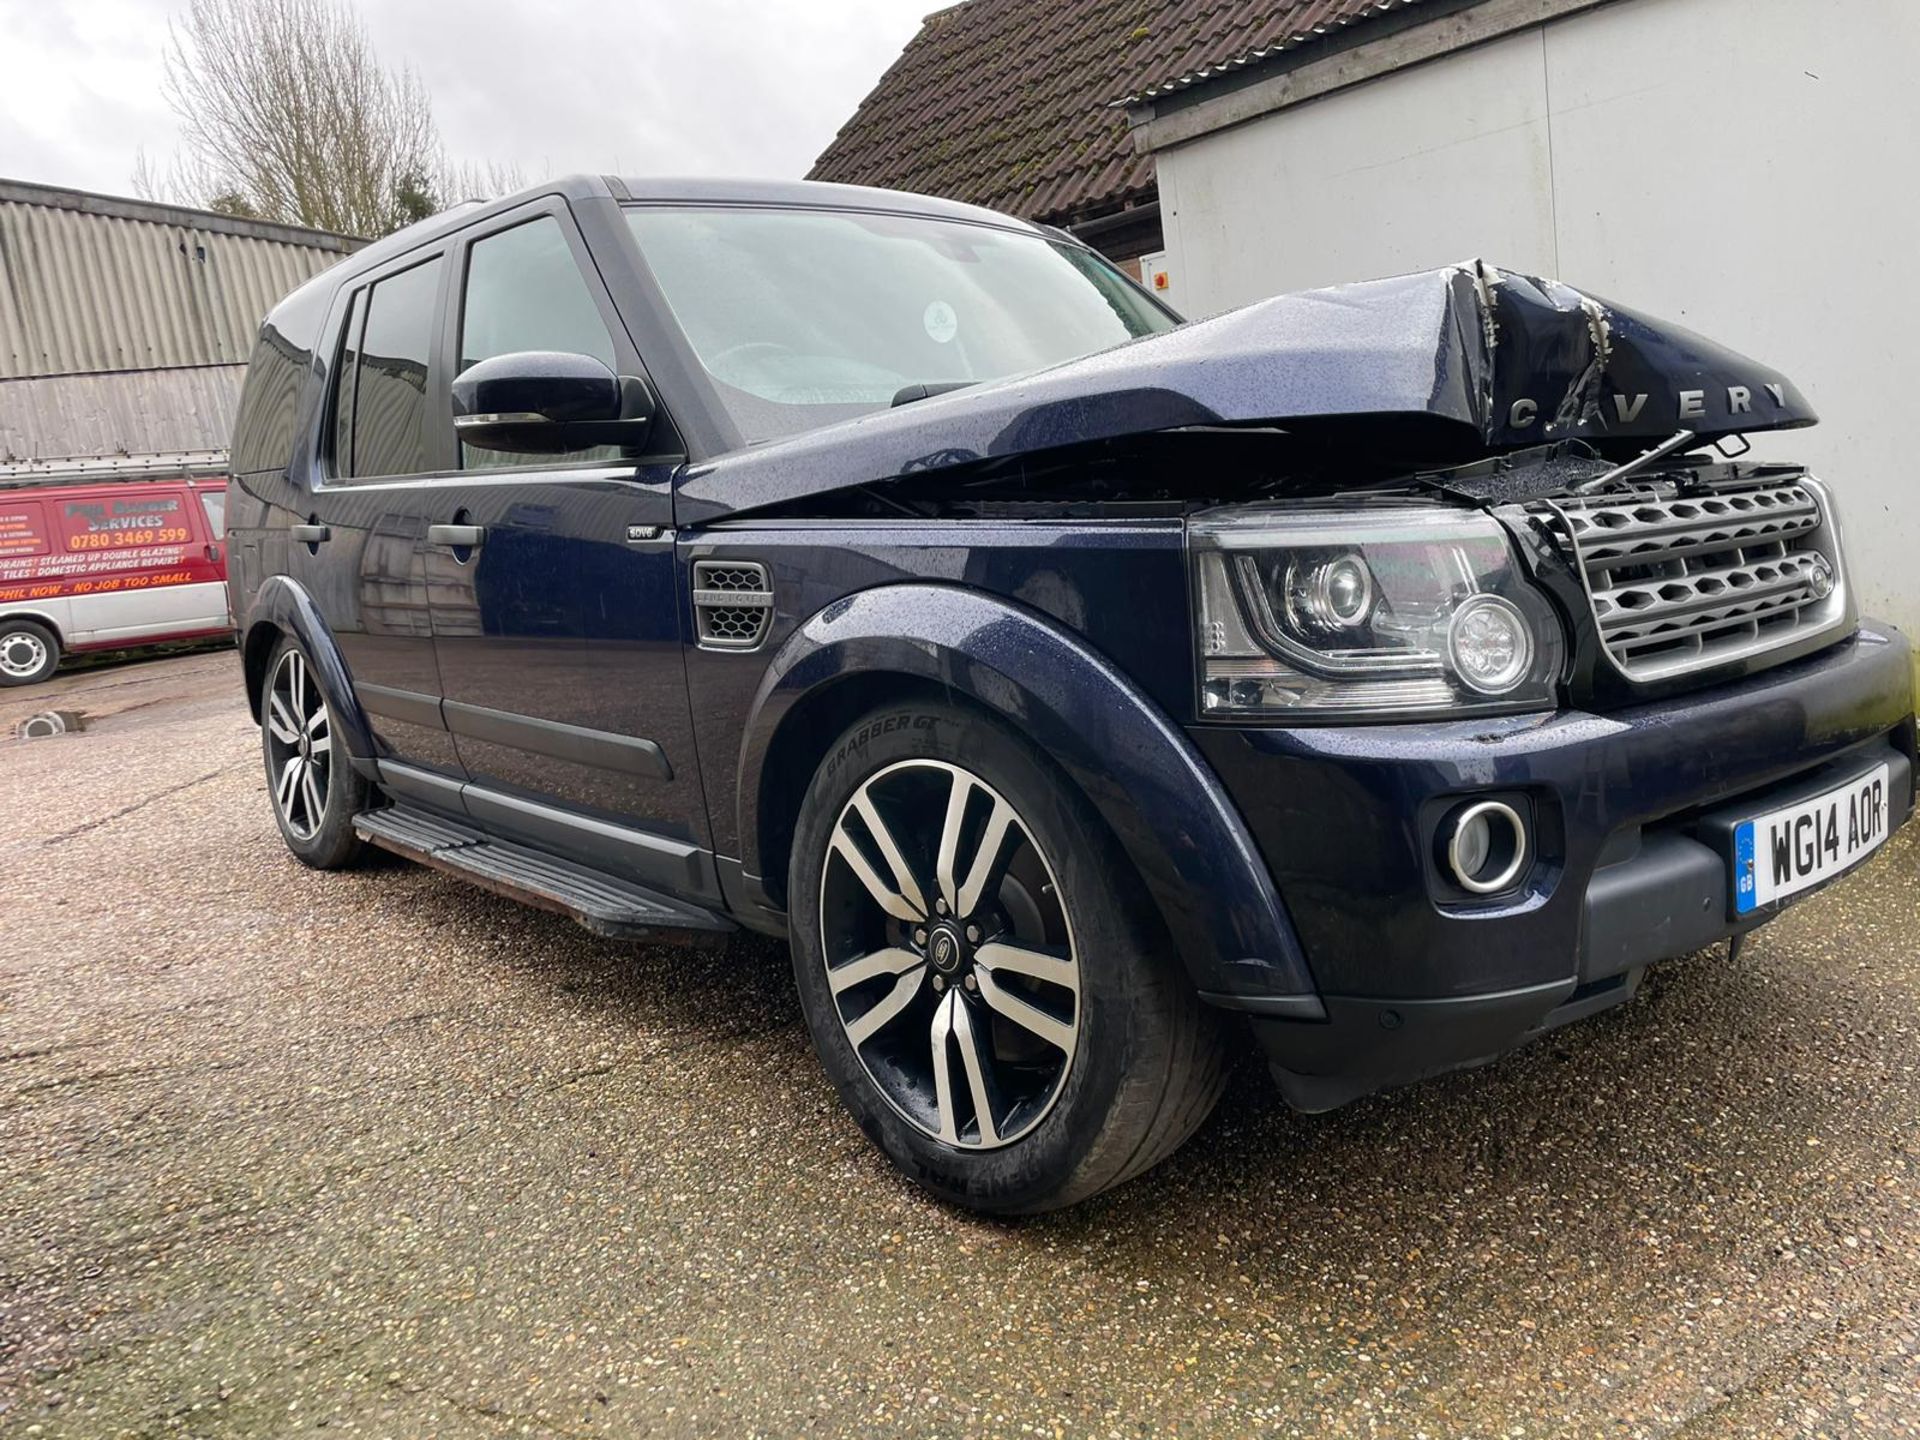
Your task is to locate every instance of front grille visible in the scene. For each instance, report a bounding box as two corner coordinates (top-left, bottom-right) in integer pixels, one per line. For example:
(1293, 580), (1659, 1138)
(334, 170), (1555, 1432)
(692, 559), (773, 650)
(1536, 476), (1849, 683)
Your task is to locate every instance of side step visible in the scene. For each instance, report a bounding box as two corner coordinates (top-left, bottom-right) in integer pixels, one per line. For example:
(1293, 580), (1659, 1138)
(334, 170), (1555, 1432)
(354, 805), (734, 940)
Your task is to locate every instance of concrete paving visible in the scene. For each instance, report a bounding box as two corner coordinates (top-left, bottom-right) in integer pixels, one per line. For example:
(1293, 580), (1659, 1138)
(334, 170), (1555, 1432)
(2, 652), (1917, 1438)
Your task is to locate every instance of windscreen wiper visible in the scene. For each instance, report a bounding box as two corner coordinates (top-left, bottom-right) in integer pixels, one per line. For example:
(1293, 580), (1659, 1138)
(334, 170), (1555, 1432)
(891, 381), (976, 408)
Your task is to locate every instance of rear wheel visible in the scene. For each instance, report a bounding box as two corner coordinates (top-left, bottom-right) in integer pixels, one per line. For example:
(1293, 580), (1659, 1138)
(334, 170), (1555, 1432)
(261, 636), (367, 869)
(789, 702), (1225, 1214)
(0, 620), (59, 686)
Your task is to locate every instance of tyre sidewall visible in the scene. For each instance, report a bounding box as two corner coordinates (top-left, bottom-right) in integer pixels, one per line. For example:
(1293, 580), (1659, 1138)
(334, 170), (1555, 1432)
(789, 701), (1160, 1213)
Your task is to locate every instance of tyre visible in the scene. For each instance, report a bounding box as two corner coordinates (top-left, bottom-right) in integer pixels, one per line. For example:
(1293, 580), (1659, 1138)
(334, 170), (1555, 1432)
(788, 701), (1226, 1214)
(0, 619), (60, 686)
(261, 636), (368, 869)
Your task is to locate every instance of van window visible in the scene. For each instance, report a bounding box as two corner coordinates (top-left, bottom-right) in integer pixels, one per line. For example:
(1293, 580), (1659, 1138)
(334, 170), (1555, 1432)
(458, 216), (619, 470)
(59, 490), (192, 550)
(198, 488), (227, 539)
(344, 257), (442, 479)
(0, 500), (50, 560)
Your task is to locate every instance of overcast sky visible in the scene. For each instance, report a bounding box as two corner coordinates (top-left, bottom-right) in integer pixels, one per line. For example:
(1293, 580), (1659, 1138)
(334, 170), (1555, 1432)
(0, 0), (930, 200)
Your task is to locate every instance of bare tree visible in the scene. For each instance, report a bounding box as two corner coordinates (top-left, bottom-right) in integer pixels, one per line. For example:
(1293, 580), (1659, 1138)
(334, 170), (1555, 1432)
(156, 0), (451, 236)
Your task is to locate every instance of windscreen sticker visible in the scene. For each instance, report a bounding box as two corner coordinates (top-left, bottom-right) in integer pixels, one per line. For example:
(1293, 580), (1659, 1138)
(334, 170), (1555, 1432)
(923, 300), (958, 345)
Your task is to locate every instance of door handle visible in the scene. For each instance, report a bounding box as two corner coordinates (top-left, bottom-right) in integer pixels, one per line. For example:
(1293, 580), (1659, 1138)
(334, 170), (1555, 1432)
(289, 523), (330, 544)
(427, 524), (487, 548)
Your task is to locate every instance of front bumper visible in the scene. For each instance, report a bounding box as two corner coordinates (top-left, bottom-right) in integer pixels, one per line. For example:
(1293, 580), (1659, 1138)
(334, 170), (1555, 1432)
(1189, 623), (1916, 1111)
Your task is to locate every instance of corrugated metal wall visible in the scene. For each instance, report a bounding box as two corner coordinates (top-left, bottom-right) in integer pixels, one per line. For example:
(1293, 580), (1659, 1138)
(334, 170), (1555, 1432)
(0, 182), (354, 380)
(0, 364), (245, 464)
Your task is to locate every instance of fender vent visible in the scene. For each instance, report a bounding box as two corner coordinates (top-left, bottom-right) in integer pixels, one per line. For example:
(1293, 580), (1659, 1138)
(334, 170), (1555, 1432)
(692, 560), (773, 650)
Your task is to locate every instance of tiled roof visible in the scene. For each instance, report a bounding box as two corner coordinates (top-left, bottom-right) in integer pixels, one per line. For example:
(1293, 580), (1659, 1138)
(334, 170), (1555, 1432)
(809, 0), (1432, 226)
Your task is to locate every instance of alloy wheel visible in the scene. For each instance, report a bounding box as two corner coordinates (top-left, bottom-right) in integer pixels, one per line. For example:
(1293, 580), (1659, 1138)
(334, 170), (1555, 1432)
(819, 759), (1080, 1149)
(0, 630), (49, 680)
(265, 649), (333, 840)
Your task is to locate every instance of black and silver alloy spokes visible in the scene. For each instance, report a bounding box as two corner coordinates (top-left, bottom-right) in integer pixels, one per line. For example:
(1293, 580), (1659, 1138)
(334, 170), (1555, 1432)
(265, 649), (332, 839)
(820, 760), (1080, 1150)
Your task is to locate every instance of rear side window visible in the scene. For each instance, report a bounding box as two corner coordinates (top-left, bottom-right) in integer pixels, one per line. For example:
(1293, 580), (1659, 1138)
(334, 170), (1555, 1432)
(231, 278), (330, 476)
(331, 288), (366, 475)
(458, 216), (619, 470)
(198, 488), (227, 538)
(337, 257), (442, 479)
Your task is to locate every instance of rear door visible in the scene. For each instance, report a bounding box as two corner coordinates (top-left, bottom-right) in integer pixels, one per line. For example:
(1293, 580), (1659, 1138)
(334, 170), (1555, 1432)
(417, 201), (709, 889)
(295, 249), (466, 784)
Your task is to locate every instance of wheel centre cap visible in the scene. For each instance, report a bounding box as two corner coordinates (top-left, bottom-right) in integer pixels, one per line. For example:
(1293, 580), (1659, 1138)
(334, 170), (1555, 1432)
(927, 923), (967, 976)
(297, 732), (311, 760)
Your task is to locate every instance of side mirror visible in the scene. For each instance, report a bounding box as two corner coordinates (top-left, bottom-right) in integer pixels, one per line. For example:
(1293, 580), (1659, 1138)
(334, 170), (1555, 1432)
(451, 350), (656, 455)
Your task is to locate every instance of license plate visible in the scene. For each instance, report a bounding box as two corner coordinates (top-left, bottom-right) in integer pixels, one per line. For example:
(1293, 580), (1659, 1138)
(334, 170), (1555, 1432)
(1733, 764), (1890, 914)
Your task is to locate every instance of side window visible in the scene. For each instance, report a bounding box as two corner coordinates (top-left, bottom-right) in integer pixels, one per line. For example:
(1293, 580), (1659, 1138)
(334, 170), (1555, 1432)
(197, 488), (227, 538)
(330, 288), (366, 477)
(459, 216), (620, 470)
(349, 256), (442, 479)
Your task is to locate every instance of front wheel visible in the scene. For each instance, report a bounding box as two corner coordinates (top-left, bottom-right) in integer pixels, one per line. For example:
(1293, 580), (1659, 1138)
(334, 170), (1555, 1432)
(0, 619), (60, 686)
(261, 636), (368, 869)
(789, 702), (1225, 1214)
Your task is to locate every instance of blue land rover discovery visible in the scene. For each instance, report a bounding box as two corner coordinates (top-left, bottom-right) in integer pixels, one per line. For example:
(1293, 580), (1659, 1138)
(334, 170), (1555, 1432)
(227, 176), (1915, 1213)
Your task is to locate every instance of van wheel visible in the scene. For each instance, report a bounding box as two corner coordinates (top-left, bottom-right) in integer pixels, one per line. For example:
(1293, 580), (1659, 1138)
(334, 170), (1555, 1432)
(262, 636), (367, 869)
(788, 702), (1225, 1214)
(0, 620), (60, 686)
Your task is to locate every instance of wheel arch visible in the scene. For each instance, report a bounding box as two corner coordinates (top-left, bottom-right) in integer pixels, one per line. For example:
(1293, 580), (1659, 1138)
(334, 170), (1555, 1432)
(241, 575), (376, 763)
(737, 583), (1316, 1004)
(0, 607), (66, 647)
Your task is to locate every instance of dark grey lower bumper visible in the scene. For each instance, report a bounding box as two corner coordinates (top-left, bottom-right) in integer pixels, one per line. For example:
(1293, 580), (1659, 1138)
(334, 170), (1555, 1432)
(1246, 744), (1913, 1113)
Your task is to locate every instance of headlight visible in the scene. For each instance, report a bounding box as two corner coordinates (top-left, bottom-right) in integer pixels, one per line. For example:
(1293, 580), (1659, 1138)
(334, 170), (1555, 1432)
(1192, 505), (1565, 719)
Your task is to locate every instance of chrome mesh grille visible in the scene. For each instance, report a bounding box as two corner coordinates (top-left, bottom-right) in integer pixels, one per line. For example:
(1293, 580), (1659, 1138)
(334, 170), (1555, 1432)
(692, 560), (773, 650)
(1536, 478), (1846, 683)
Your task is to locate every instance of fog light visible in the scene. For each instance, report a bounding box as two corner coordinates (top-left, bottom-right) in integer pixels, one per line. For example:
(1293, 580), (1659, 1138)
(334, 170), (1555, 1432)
(1448, 595), (1533, 695)
(1443, 799), (1529, 895)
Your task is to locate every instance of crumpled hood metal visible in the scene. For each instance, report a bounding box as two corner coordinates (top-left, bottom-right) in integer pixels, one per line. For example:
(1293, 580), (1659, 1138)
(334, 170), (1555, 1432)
(677, 262), (1816, 522)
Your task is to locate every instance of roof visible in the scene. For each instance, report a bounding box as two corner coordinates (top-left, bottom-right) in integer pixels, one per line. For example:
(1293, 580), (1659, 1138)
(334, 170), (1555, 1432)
(263, 172), (1048, 331)
(0, 179), (360, 381)
(1121, 0), (1433, 103)
(808, 0), (1435, 227)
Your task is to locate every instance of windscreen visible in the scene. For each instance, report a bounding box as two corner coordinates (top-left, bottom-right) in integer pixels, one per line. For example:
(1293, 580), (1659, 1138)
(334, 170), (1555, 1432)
(625, 205), (1177, 445)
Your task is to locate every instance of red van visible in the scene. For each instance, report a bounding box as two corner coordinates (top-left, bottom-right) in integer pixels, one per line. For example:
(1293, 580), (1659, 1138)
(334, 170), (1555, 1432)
(0, 478), (230, 686)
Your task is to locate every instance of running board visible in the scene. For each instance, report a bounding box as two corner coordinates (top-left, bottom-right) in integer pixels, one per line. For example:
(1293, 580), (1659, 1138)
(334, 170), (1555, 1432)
(354, 805), (734, 939)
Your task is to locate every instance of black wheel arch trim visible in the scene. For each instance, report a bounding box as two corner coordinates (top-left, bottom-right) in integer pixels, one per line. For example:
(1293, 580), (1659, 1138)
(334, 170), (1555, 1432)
(241, 575), (377, 766)
(734, 582), (1318, 1004)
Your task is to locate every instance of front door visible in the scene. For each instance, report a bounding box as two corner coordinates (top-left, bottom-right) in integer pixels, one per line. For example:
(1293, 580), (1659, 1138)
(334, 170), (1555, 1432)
(419, 203), (710, 893)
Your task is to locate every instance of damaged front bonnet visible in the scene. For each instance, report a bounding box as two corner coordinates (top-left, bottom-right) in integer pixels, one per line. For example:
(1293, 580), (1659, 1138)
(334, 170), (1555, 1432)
(677, 261), (1816, 522)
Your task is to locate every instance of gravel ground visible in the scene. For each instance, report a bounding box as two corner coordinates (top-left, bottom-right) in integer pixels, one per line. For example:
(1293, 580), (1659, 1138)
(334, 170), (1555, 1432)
(2, 653), (1918, 1438)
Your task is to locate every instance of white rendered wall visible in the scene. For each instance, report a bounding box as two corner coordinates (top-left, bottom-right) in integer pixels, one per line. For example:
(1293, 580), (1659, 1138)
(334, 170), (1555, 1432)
(1154, 0), (1920, 640)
